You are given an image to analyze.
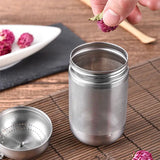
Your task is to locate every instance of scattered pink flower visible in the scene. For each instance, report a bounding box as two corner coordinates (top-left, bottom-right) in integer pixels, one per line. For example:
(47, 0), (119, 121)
(0, 29), (15, 45)
(132, 150), (153, 160)
(17, 33), (34, 48)
(97, 19), (118, 32)
(0, 41), (12, 56)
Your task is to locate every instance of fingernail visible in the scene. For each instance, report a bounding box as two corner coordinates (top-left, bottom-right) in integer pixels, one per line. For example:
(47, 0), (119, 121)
(103, 9), (122, 26)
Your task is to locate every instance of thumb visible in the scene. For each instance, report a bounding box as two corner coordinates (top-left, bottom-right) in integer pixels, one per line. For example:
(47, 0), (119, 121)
(90, 0), (108, 15)
(103, 0), (138, 26)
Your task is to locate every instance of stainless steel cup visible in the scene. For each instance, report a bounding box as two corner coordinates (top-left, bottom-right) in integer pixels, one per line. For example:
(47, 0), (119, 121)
(69, 42), (129, 146)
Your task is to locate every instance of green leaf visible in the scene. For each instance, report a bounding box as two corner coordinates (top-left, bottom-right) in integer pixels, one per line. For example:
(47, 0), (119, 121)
(89, 11), (103, 21)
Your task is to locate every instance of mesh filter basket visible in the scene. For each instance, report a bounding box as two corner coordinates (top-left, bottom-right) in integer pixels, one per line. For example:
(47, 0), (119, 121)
(0, 106), (52, 160)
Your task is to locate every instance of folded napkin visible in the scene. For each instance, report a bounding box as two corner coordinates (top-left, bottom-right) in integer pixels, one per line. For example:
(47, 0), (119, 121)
(0, 23), (84, 91)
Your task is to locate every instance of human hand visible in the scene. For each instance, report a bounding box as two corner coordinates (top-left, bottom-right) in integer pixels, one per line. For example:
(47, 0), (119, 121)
(90, 0), (160, 26)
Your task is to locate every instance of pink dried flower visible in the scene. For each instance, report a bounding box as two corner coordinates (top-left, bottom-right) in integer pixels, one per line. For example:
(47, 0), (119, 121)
(0, 29), (15, 45)
(0, 41), (12, 56)
(89, 12), (118, 32)
(132, 150), (153, 160)
(97, 19), (117, 32)
(17, 33), (34, 48)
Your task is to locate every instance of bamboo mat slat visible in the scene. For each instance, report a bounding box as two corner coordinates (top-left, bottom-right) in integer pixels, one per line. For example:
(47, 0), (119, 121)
(1, 58), (160, 160)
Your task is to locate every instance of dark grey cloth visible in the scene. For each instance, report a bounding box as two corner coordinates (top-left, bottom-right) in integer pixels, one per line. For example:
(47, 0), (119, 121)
(0, 23), (84, 91)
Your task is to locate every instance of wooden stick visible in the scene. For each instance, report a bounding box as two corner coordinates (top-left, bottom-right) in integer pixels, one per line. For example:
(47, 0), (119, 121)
(80, 0), (156, 44)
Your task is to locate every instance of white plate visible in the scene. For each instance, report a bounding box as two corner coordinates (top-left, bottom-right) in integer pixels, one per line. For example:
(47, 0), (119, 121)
(0, 25), (61, 70)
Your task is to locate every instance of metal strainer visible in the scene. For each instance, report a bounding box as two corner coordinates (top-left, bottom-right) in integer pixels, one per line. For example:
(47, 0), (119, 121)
(0, 106), (53, 160)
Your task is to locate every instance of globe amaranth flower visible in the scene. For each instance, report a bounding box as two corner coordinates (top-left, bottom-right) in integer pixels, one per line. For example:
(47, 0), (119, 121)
(89, 11), (118, 32)
(0, 41), (12, 56)
(97, 19), (117, 32)
(0, 29), (15, 45)
(17, 33), (34, 48)
(132, 150), (153, 160)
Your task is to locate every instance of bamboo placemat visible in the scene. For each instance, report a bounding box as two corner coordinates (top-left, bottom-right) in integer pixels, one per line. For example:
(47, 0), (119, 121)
(2, 58), (160, 160)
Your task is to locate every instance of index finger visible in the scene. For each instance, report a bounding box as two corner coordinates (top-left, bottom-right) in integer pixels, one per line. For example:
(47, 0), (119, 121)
(90, 0), (108, 15)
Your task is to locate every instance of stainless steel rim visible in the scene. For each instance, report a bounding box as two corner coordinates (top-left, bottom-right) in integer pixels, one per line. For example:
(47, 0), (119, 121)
(0, 106), (53, 152)
(70, 42), (128, 73)
(70, 42), (128, 82)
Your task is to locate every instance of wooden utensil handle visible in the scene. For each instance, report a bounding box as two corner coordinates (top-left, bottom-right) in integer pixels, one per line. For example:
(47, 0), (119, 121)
(119, 21), (156, 44)
(80, 0), (156, 44)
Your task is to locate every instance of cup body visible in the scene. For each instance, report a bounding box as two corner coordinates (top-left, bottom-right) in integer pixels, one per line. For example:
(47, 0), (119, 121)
(69, 42), (128, 146)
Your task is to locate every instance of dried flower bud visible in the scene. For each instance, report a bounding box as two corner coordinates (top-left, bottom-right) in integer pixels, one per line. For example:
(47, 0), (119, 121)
(17, 33), (34, 48)
(0, 29), (15, 45)
(132, 150), (153, 160)
(89, 11), (118, 32)
(0, 41), (12, 56)
(97, 19), (117, 32)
